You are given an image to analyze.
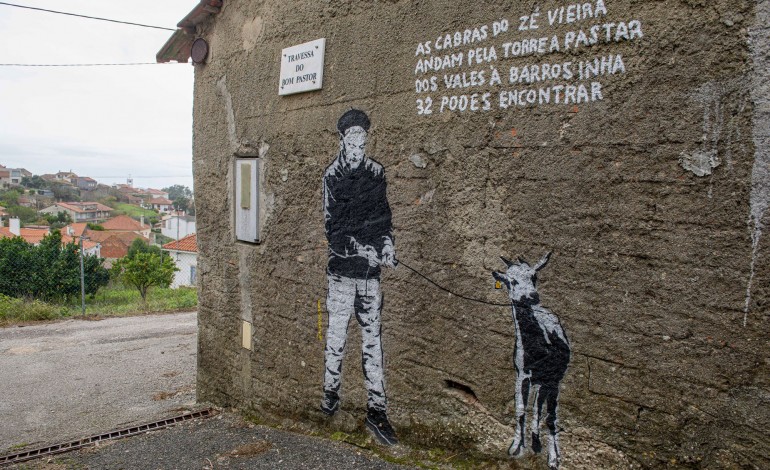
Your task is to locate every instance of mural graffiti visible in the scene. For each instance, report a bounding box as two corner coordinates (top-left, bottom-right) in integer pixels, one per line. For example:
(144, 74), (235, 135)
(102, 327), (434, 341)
(320, 109), (399, 446)
(413, 1), (644, 114)
(493, 252), (571, 469)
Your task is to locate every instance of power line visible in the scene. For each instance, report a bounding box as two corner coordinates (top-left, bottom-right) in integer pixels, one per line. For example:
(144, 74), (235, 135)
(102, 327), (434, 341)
(0, 62), (185, 67)
(0, 2), (176, 31)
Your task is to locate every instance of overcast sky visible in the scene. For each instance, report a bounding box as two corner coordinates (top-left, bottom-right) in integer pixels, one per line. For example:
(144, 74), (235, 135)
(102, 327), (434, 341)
(0, 0), (195, 189)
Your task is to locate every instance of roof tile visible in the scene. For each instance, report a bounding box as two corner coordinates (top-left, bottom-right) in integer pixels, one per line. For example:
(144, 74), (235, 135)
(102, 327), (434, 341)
(162, 233), (197, 253)
(102, 215), (149, 232)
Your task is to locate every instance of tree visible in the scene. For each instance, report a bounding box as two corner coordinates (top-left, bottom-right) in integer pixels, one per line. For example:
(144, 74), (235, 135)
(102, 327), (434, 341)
(111, 252), (177, 301)
(127, 238), (162, 258)
(0, 236), (36, 298)
(172, 196), (190, 213)
(82, 251), (110, 298)
(21, 175), (48, 189)
(0, 189), (20, 207)
(163, 185), (195, 215)
(163, 185), (193, 201)
(8, 206), (38, 224)
(0, 230), (108, 301)
(48, 182), (80, 202)
(45, 211), (73, 230)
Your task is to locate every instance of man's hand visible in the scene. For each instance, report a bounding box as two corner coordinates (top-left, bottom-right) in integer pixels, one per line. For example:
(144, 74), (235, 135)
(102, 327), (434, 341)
(350, 237), (380, 267)
(381, 238), (396, 269)
(358, 245), (380, 267)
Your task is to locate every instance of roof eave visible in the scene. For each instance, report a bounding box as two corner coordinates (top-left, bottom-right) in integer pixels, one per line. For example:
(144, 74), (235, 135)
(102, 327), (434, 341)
(155, 0), (223, 64)
(156, 29), (193, 64)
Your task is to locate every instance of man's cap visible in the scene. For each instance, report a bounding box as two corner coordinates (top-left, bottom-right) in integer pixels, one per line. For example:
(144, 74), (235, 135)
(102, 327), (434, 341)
(337, 109), (370, 134)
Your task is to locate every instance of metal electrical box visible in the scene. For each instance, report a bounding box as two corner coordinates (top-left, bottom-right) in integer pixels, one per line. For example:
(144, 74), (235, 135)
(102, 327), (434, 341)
(235, 158), (260, 243)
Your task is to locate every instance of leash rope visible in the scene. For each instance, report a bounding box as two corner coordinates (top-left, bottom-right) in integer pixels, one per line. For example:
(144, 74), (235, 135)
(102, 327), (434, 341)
(395, 259), (510, 307)
(326, 244), (509, 307)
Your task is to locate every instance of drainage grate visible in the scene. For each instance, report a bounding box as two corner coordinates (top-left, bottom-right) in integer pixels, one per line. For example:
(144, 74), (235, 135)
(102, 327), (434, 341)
(0, 409), (214, 467)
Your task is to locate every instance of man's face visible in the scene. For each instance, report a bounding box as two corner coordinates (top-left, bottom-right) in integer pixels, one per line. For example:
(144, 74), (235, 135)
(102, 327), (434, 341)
(341, 126), (367, 169)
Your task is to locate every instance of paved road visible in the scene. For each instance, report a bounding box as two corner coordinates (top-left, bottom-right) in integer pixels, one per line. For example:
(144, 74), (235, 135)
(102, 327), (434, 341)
(0, 313), (418, 470)
(60, 412), (414, 470)
(0, 312), (198, 454)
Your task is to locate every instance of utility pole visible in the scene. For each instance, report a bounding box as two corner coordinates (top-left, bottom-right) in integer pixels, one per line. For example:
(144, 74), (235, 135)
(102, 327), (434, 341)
(79, 236), (86, 316)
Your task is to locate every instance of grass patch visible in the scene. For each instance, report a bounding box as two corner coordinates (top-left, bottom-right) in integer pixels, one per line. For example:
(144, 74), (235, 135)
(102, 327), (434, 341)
(0, 285), (197, 326)
(0, 294), (65, 326)
(7, 442), (31, 451)
(68, 284), (198, 317)
(110, 203), (159, 221)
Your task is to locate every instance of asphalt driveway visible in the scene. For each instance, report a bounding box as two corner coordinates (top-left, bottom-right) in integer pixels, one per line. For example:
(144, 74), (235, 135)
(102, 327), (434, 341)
(0, 313), (418, 470)
(0, 312), (198, 454)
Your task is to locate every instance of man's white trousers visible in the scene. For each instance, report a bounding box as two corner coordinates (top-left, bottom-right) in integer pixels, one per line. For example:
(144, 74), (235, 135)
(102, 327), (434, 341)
(323, 274), (387, 411)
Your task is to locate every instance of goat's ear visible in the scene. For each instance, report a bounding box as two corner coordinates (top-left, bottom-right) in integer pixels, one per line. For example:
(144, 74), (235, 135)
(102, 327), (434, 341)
(517, 256), (528, 266)
(492, 271), (507, 283)
(534, 251), (552, 271)
(500, 256), (514, 267)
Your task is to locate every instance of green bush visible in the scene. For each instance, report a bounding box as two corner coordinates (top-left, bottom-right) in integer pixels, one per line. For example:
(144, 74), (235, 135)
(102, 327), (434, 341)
(0, 231), (109, 301)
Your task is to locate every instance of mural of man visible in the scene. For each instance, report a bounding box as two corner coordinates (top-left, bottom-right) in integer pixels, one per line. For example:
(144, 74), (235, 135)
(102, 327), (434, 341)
(321, 109), (398, 446)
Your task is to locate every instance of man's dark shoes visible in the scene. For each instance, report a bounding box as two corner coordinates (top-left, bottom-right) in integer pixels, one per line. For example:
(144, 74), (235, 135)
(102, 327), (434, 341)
(320, 391), (339, 416)
(366, 409), (398, 446)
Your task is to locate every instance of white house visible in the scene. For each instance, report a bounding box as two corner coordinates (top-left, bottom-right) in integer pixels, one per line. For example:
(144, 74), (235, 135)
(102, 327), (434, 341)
(145, 188), (170, 199)
(40, 202), (113, 223)
(162, 233), (197, 288)
(161, 214), (196, 240)
(147, 197), (173, 213)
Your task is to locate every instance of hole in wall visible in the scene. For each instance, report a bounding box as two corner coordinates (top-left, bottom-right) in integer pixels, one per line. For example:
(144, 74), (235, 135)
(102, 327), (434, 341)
(444, 380), (478, 401)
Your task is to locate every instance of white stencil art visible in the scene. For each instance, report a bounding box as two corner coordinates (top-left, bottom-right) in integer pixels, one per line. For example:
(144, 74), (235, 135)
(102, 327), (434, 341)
(320, 109), (398, 446)
(493, 253), (571, 470)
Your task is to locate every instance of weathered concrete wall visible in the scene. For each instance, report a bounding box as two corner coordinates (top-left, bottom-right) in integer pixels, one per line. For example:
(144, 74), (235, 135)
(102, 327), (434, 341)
(190, 0), (769, 467)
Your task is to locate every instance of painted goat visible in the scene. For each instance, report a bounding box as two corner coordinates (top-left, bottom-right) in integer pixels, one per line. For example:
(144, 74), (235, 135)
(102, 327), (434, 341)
(493, 252), (571, 470)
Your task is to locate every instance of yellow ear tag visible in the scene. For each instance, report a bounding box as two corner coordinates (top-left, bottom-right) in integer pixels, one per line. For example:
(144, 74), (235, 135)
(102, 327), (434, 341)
(495, 281), (502, 289)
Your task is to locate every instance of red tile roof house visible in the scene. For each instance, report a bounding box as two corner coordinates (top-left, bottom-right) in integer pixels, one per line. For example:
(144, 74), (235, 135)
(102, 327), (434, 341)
(61, 223), (89, 238)
(88, 230), (147, 263)
(0, 223), (48, 245)
(0, 219), (100, 256)
(39, 202), (113, 223)
(58, 215), (151, 264)
(101, 215), (152, 238)
(162, 233), (197, 288)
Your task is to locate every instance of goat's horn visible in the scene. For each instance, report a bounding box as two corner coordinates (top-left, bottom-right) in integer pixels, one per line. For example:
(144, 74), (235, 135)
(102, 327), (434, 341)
(500, 256), (514, 267)
(534, 251), (552, 271)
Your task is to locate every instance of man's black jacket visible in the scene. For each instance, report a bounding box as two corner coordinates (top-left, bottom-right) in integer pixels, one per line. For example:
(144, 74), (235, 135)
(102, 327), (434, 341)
(323, 154), (393, 279)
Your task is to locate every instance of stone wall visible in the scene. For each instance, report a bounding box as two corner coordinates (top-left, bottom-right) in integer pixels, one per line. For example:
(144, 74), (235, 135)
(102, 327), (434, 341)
(189, 0), (769, 467)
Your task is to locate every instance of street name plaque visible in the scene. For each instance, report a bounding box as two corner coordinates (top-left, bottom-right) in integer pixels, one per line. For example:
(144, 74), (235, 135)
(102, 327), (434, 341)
(279, 38), (326, 96)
